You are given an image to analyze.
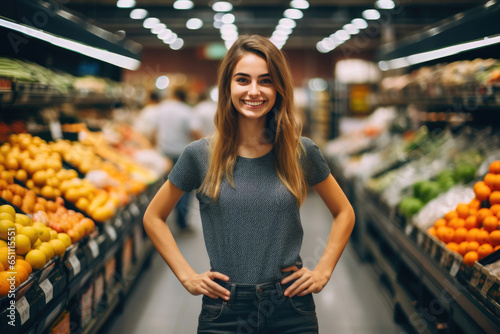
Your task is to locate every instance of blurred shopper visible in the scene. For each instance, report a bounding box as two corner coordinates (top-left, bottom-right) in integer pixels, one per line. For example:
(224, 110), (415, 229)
(135, 91), (160, 144)
(194, 88), (217, 137)
(154, 87), (201, 233)
(144, 35), (354, 333)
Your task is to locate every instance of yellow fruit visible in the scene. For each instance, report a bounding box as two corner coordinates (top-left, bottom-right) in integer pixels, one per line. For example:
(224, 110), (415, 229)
(75, 197), (90, 212)
(16, 214), (34, 227)
(49, 230), (58, 240)
(0, 240), (7, 248)
(48, 239), (66, 257)
(0, 205), (16, 219)
(32, 170), (47, 187)
(15, 223), (24, 232)
(64, 187), (80, 203)
(14, 234), (31, 255)
(0, 220), (16, 240)
(0, 212), (14, 223)
(32, 222), (47, 230)
(33, 239), (41, 248)
(38, 243), (54, 260)
(25, 249), (46, 270)
(57, 233), (72, 247)
(15, 169), (28, 182)
(35, 227), (51, 243)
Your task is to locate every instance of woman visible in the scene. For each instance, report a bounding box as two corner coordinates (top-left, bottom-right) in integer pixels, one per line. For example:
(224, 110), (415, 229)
(143, 34), (355, 333)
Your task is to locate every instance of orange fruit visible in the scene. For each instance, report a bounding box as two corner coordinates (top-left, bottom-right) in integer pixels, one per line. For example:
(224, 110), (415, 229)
(489, 230), (500, 247)
(491, 204), (500, 216)
(444, 211), (458, 222)
(482, 216), (499, 232)
(463, 251), (479, 267)
(495, 245), (500, 252)
(464, 216), (479, 230)
(475, 183), (492, 202)
(490, 161), (500, 174)
(0, 271), (14, 296)
(466, 228), (480, 242)
(434, 218), (447, 228)
(446, 242), (459, 252)
(492, 174), (500, 191)
(478, 244), (494, 260)
(456, 203), (470, 219)
(469, 198), (482, 210)
(436, 226), (450, 241)
(427, 226), (437, 236)
(476, 229), (490, 245)
(454, 227), (468, 243)
(477, 208), (493, 224)
(490, 191), (500, 205)
(458, 241), (469, 256)
(484, 173), (496, 188)
(448, 218), (465, 229)
(15, 259), (32, 275)
(466, 241), (480, 252)
(442, 228), (455, 243)
(12, 264), (28, 283)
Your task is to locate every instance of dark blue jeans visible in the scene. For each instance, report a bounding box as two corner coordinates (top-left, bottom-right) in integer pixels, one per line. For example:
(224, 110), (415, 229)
(197, 279), (319, 334)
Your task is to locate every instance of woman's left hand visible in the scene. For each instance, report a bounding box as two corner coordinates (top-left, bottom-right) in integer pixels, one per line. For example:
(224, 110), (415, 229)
(280, 265), (328, 297)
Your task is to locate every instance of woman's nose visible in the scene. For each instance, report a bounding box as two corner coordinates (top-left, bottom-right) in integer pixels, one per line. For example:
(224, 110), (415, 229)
(248, 82), (260, 96)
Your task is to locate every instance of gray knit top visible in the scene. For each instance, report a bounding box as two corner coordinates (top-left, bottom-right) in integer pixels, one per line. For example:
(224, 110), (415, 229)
(168, 137), (331, 284)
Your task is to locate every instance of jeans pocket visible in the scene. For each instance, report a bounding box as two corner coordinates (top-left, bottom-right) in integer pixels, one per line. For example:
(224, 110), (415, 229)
(199, 295), (226, 322)
(288, 293), (316, 316)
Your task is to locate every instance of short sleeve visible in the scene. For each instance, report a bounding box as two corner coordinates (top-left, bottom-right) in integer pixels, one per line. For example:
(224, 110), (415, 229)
(300, 137), (331, 186)
(167, 139), (208, 192)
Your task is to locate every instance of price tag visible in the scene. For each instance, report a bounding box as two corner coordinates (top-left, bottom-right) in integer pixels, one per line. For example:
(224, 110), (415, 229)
(481, 277), (495, 296)
(49, 121), (62, 140)
(16, 296), (30, 325)
(430, 242), (438, 258)
(106, 224), (117, 241)
(450, 258), (460, 277)
(39, 279), (54, 304)
(439, 251), (450, 268)
(130, 203), (140, 217)
(405, 223), (413, 236)
(470, 270), (481, 287)
(417, 231), (424, 246)
(88, 239), (100, 259)
(68, 253), (81, 276)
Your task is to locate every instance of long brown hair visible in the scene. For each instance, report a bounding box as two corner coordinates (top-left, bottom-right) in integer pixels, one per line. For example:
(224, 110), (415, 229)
(199, 35), (307, 205)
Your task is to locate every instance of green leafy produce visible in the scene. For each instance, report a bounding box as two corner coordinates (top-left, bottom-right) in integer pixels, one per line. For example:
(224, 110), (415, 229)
(398, 197), (424, 218)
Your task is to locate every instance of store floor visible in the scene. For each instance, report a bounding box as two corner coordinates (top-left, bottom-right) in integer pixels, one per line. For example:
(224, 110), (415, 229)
(101, 190), (407, 334)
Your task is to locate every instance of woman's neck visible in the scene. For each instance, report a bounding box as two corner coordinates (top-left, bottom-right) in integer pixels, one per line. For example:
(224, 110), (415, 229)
(236, 116), (273, 158)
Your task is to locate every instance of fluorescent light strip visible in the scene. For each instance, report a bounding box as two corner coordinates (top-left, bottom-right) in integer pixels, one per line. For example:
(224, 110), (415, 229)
(380, 34), (500, 70)
(0, 17), (140, 70)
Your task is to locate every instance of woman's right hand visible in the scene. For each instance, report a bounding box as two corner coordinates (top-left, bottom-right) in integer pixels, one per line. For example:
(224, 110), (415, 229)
(182, 271), (231, 300)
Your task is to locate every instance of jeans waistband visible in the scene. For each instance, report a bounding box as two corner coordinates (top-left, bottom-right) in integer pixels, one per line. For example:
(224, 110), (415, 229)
(214, 279), (293, 305)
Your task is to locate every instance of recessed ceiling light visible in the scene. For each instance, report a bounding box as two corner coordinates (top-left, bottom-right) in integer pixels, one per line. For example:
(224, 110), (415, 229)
(158, 29), (173, 40)
(174, 0), (194, 10)
(362, 9), (381, 20)
(284, 9), (303, 20)
(143, 17), (160, 29)
(334, 30), (350, 41)
(375, 0), (395, 10)
(170, 38), (184, 50)
(186, 18), (203, 30)
(163, 33), (178, 44)
(156, 76), (170, 89)
(290, 0), (309, 10)
(212, 1), (233, 12)
(222, 13), (235, 24)
(151, 23), (166, 34)
(117, 0), (135, 9)
(279, 18), (296, 29)
(130, 8), (147, 20)
(351, 18), (368, 29)
(343, 24), (359, 35)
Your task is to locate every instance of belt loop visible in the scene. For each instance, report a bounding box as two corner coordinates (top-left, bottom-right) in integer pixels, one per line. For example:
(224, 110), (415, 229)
(275, 281), (284, 298)
(228, 283), (236, 305)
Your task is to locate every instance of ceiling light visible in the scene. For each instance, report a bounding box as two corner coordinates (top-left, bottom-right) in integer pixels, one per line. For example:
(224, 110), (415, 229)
(271, 33), (288, 41)
(225, 40), (236, 49)
(221, 30), (238, 40)
(316, 41), (329, 53)
(130, 9), (147, 20)
(290, 0), (309, 9)
(276, 26), (293, 35)
(170, 38), (184, 50)
(163, 33), (178, 44)
(173, 0), (194, 10)
(143, 17), (160, 29)
(284, 9), (303, 19)
(375, 0), (395, 10)
(351, 18), (368, 29)
(156, 76), (170, 89)
(220, 24), (237, 33)
(117, 0), (135, 8)
(334, 30), (350, 41)
(212, 1), (233, 12)
(343, 24), (359, 35)
(213, 21), (223, 29)
(362, 9), (381, 20)
(186, 18), (203, 30)
(158, 29), (173, 40)
(151, 23), (166, 34)
(222, 13), (235, 24)
(214, 13), (224, 21)
(279, 18), (296, 29)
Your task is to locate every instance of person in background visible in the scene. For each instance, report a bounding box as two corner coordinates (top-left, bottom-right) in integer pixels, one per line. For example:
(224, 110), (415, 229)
(153, 86), (201, 234)
(194, 88), (217, 138)
(144, 35), (354, 333)
(135, 91), (161, 144)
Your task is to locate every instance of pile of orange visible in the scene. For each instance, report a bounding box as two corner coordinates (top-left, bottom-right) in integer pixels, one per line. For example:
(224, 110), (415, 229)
(428, 160), (500, 266)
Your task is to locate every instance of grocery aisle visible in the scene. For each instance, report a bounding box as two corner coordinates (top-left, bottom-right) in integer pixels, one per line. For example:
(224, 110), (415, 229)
(101, 190), (406, 334)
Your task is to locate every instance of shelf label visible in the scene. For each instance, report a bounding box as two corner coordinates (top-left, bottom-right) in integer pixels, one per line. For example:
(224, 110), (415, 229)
(16, 296), (30, 325)
(114, 217), (123, 228)
(39, 279), (54, 304)
(481, 277), (495, 296)
(68, 253), (81, 276)
(450, 258), (460, 277)
(439, 251), (450, 268)
(49, 121), (63, 140)
(430, 242), (438, 258)
(88, 239), (100, 259)
(405, 223), (413, 236)
(105, 224), (117, 241)
(470, 270), (481, 288)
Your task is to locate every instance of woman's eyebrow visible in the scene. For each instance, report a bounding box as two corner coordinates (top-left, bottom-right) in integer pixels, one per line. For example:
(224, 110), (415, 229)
(233, 72), (271, 78)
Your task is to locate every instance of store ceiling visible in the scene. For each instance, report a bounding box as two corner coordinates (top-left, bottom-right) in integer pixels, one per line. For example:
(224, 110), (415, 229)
(63, 0), (484, 52)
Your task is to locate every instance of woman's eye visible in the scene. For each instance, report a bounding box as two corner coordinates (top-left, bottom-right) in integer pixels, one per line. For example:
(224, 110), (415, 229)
(260, 79), (272, 84)
(236, 77), (248, 83)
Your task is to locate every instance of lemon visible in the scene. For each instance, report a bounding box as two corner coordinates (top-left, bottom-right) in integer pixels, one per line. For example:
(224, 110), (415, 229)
(48, 239), (66, 257)
(15, 214), (33, 227)
(25, 249), (46, 270)
(15, 234), (31, 255)
(57, 233), (72, 248)
(0, 205), (16, 220)
(19, 226), (38, 246)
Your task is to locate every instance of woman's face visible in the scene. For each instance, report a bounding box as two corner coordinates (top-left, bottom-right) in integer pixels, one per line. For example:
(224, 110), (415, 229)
(230, 53), (277, 122)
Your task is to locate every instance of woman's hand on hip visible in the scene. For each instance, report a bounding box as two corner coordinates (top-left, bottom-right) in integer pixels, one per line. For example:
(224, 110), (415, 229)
(182, 271), (231, 300)
(280, 265), (328, 297)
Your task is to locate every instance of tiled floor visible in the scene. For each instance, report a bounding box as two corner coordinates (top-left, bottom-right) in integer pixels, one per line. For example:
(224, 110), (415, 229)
(101, 190), (408, 334)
